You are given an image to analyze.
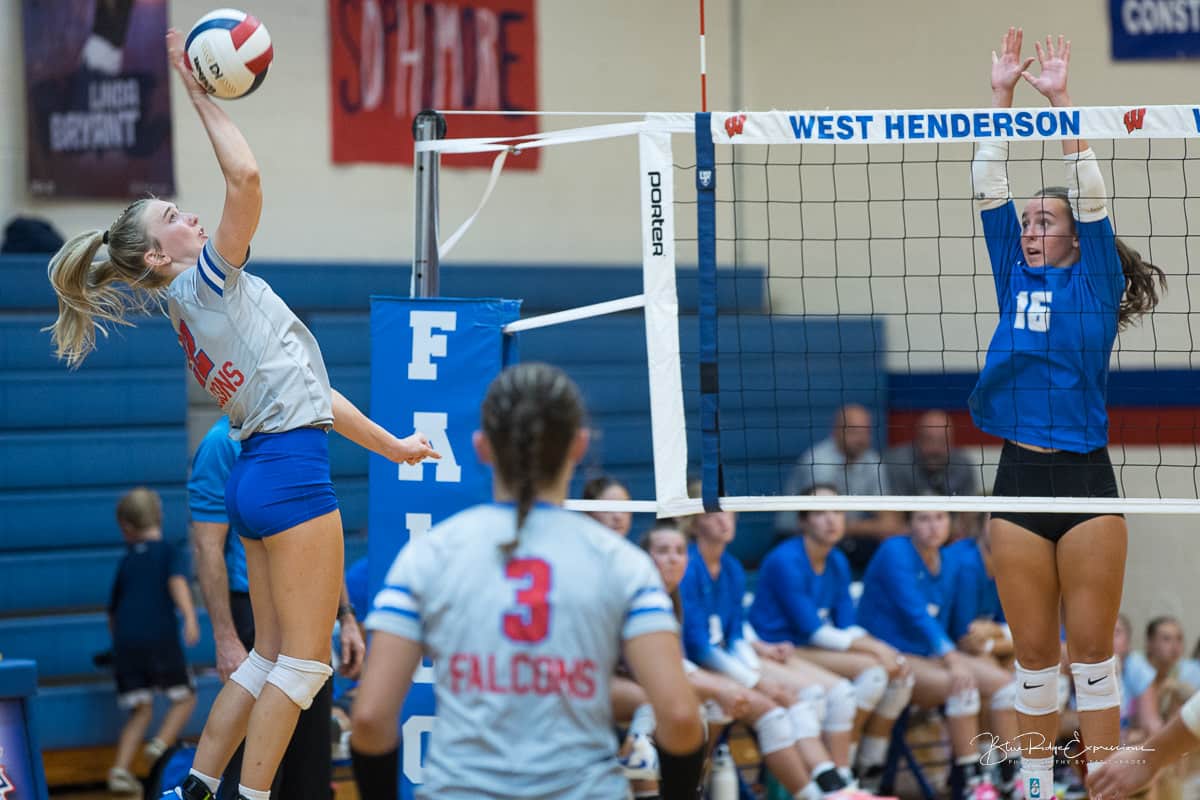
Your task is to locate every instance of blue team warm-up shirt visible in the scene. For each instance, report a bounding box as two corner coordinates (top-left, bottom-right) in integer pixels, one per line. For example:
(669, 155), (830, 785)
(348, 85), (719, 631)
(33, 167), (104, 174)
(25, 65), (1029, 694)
(856, 536), (957, 658)
(110, 540), (189, 647)
(679, 543), (748, 665)
(187, 416), (248, 593)
(969, 200), (1124, 452)
(749, 537), (856, 646)
(943, 538), (1005, 642)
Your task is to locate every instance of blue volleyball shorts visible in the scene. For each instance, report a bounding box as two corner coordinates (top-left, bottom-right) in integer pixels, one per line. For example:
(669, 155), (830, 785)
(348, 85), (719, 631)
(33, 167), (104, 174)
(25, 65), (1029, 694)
(225, 427), (340, 539)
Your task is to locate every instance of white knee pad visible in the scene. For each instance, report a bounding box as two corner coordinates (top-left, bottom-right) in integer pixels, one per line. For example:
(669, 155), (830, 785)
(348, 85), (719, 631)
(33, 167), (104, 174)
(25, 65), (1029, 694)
(755, 706), (799, 755)
(1071, 657), (1120, 712)
(853, 665), (888, 711)
(789, 685), (826, 740)
(945, 687), (981, 717)
(990, 680), (1017, 711)
(1181, 693), (1200, 738)
(1015, 662), (1060, 716)
(265, 654), (333, 710)
(825, 679), (858, 733)
(229, 649), (275, 699)
(875, 673), (915, 719)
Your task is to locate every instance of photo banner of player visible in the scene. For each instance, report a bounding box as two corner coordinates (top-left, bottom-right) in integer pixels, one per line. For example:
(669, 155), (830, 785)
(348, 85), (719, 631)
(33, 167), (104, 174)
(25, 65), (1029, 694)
(328, 0), (540, 168)
(1110, 0), (1200, 59)
(20, 0), (175, 198)
(369, 296), (520, 797)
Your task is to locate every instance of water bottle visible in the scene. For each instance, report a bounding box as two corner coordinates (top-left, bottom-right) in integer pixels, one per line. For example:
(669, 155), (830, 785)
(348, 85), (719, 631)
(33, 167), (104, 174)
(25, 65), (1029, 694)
(709, 743), (739, 800)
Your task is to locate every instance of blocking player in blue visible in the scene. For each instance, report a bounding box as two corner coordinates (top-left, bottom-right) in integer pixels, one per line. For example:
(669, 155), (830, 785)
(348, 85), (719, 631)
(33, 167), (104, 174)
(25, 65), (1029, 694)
(972, 28), (1166, 800)
(856, 510), (1017, 800)
(46, 31), (438, 800)
(749, 485), (916, 785)
(350, 364), (706, 800)
(678, 498), (868, 799)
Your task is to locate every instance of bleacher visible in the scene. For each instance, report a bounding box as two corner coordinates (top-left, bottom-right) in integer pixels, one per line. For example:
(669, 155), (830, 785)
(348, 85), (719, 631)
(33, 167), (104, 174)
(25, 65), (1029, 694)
(1, 253), (886, 785)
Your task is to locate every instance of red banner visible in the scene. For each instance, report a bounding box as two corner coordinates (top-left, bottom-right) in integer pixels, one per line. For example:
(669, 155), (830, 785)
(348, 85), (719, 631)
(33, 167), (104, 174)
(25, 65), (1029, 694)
(329, 0), (539, 168)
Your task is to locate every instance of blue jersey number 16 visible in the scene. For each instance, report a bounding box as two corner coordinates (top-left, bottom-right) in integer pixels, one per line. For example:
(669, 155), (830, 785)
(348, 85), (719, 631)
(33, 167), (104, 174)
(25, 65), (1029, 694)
(1014, 290), (1053, 333)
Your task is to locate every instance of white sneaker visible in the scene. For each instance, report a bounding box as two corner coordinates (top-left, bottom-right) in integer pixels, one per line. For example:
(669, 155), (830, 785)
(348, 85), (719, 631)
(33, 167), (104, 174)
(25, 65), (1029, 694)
(108, 766), (140, 794)
(618, 732), (660, 780)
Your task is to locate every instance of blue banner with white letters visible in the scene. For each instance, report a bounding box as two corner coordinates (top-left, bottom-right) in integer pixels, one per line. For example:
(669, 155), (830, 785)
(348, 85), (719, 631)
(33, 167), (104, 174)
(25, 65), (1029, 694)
(1111, 0), (1200, 59)
(368, 296), (520, 798)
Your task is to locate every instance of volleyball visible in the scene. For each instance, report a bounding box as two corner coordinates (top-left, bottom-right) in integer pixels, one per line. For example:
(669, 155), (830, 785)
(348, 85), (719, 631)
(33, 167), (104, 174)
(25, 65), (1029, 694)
(184, 9), (273, 99)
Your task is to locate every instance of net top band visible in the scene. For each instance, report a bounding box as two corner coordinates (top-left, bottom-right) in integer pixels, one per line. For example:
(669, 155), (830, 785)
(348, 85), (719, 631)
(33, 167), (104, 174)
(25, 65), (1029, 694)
(416, 105), (1200, 153)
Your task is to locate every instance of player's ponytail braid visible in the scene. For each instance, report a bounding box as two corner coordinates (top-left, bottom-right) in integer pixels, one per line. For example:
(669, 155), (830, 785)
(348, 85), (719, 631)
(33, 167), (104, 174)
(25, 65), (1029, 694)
(1038, 187), (1166, 330)
(481, 363), (584, 557)
(45, 199), (172, 367)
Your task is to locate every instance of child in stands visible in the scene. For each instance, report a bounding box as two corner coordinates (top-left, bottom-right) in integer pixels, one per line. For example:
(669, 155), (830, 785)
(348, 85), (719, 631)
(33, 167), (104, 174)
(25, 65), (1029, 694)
(108, 487), (200, 794)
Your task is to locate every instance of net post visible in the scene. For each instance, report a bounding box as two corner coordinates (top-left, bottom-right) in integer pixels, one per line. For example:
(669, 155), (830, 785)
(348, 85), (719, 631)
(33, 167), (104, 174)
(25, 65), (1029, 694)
(412, 110), (446, 298)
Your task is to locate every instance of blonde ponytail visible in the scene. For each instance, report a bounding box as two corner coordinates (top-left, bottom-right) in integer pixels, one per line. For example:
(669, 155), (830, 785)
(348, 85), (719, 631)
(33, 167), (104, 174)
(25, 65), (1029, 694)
(44, 199), (171, 367)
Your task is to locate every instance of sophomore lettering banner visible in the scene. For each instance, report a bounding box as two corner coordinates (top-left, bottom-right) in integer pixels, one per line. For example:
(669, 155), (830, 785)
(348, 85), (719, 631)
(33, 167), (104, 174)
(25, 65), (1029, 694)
(329, 0), (539, 168)
(21, 0), (175, 198)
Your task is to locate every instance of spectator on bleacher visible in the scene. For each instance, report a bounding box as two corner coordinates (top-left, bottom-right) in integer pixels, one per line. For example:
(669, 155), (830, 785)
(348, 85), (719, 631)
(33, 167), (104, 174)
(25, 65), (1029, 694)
(1124, 616), (1195, 737)
(856, 510), (1018, 800)
(583, 475), (633, 537)
(677, 497), (863, 799)
(749, 485), (915, 787)
(1179, 637), (1200, 694)
(107, 487), (199, 795)
(884, 410), (983, 540)
(783, 405), (903, 576)
(189, 415), (365, 800)
(883, 411), (980, 498)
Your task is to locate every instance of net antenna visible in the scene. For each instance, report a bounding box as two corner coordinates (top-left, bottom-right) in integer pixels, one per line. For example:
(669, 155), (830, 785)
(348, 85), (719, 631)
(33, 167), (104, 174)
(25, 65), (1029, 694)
(413, 105), (1200, 518)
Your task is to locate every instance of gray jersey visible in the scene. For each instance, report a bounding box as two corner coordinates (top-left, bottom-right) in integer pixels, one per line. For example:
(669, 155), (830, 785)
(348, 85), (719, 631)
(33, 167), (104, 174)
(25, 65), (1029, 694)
(165, 242), (332, 440)
(365, 503), (678, 800)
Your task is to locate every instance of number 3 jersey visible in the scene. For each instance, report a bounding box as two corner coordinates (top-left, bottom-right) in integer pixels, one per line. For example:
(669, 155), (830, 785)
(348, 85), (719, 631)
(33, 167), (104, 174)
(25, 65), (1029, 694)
(165, 241), (333, 440)
(365, 502), (678, 800)
(969, 200), (1124, 453)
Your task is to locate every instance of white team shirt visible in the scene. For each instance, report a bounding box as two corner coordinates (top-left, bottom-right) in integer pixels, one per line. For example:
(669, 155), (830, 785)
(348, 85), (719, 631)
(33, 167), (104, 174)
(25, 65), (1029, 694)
(366, 503), (678, 800)
(165, 242), (333, 440)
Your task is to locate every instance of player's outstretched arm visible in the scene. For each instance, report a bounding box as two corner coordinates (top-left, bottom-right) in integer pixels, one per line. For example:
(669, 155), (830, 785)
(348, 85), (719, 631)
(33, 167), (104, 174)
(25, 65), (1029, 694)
(1087, 695), (1200, 800)
(350, 631), (422, 799)
(624, 631), (706, 800)
(166, 27), (261, 267)
(331, 388), (441, 464)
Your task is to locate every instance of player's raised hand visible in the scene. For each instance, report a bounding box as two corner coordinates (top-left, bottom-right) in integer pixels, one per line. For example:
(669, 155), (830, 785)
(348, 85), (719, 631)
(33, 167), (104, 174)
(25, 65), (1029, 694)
(166, 28), (209, 101)
(1022, 34), (1072, 105)
(991, 27), (1035, 95)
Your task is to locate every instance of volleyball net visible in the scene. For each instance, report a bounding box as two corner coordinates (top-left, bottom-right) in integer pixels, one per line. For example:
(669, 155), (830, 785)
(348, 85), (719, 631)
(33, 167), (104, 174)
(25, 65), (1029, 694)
(416, 105), (1200, 517)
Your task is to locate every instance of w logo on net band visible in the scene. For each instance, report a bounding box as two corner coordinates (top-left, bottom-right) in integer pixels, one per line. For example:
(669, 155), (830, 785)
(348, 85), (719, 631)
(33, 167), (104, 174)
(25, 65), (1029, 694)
(1124, 107), (1147, 133)
(724, 114), (746, 137)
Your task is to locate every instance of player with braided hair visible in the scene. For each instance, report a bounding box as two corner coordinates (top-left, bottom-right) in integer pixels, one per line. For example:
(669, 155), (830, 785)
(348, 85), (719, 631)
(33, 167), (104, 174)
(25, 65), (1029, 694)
(351, 363), (706, 800)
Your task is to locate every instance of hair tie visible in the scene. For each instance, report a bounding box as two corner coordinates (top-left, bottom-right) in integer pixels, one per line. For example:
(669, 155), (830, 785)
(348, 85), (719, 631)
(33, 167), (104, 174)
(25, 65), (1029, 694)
(101, 230), (110, 245)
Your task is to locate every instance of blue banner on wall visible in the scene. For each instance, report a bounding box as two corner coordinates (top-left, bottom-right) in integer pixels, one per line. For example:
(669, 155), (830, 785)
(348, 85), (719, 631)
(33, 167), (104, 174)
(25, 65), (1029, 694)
(1111, 0), (1200, 59)
(367, 296), (520, 797)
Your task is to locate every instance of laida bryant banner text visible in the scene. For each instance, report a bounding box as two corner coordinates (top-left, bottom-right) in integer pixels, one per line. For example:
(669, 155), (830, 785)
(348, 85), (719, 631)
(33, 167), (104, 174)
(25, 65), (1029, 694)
(329, 0), (539, 168)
